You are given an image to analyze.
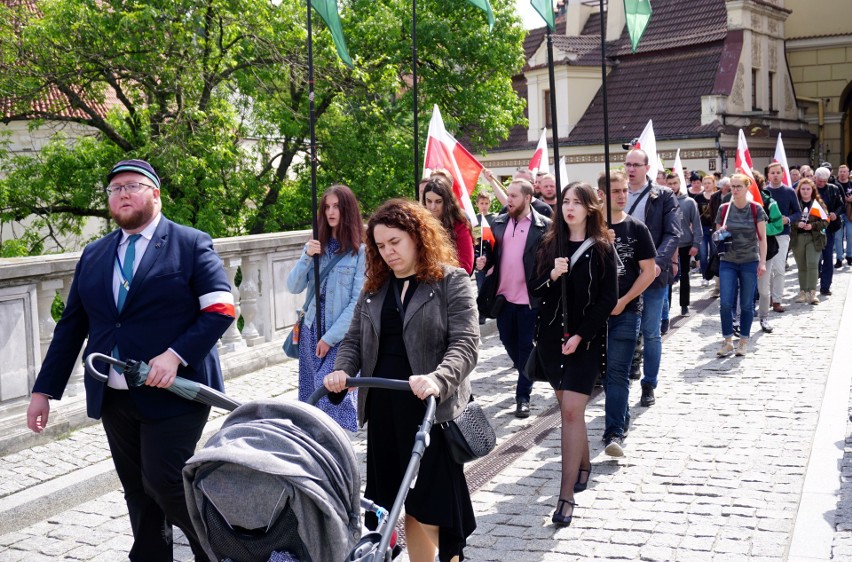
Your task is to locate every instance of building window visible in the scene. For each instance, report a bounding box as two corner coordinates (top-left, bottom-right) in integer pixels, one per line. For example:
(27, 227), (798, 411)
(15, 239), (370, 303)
(768, 71), (775, 111)
(543, 89), (552, 129)
(752, 68), (760, 111)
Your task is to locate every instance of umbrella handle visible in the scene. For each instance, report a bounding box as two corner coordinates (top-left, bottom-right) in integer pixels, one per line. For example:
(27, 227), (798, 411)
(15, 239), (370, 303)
(85, 352), (124, 383)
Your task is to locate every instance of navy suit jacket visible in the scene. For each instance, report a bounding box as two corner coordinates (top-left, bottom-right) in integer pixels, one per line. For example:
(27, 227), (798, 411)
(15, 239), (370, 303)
(33, 216), (234, 420)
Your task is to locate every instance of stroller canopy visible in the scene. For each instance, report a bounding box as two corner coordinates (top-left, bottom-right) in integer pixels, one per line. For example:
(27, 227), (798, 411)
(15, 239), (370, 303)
(184, 399), (361, 562)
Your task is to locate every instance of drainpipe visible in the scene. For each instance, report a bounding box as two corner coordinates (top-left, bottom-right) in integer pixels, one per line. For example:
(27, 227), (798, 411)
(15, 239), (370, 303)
(797, 96), (825, 163)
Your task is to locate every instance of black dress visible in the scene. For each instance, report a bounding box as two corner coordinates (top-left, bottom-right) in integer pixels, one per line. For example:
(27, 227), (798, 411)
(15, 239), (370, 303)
(364, 275), (476, 562)
(531, 240), (618, 396)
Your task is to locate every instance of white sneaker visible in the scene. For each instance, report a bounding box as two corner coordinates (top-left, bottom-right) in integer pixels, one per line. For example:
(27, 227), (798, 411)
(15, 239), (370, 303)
(717, 340), (735, 357)
(735, 339), (748, 357)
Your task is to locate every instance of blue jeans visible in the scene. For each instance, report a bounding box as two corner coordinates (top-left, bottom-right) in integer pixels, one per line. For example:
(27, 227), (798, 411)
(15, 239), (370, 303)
(719, 260), (758, 338)
(844, 218), (852, 258)
(835, 216), (846, 261)
(604, 311), (641, 438)
(496, 301), (537, 402)
(699, 226), (715, 275)
(820, 232), (836, 292)
(639, 286), (666, 389)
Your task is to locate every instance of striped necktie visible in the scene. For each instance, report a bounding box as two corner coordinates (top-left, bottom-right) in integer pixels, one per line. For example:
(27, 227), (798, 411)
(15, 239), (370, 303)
(117, 234), (141, 313)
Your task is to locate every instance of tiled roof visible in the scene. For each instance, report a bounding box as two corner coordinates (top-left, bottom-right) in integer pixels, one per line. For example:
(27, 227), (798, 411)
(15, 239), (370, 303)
(1, 86), (118, 122)
(495, 0), (734, 152)
(0, 1), (118, 122)
(565, 42), (726, 145)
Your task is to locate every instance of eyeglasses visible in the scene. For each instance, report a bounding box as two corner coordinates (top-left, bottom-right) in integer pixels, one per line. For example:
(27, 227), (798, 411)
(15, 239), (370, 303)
(104, 182), (154, 196)
(624, 163), (646, 169)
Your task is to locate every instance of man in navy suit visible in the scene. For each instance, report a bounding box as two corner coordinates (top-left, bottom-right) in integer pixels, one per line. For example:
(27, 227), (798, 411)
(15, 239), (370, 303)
(26, 159), (235, 561)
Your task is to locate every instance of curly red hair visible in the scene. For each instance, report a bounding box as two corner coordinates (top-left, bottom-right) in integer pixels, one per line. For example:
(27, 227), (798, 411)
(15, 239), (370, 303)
(364, 199), (459, 293)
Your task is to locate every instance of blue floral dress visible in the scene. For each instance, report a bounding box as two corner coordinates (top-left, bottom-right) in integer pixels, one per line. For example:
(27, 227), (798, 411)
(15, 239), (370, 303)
(297, 239), (358, 431)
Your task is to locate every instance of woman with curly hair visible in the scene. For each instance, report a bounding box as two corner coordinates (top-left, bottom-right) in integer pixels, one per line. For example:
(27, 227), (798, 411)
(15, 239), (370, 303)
(529, 182), (618, 526)
(792, 178), (829, 304)
(324, 199), (478, 562)
(286, 184), (365, 431)
(422, 175), (475, 274)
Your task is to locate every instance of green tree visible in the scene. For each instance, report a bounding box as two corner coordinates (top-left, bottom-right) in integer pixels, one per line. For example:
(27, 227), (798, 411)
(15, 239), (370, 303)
(0, 0), (525, 253)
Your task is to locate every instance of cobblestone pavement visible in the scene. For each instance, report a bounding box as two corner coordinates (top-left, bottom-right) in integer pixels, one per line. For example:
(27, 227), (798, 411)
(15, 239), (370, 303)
(2, 265), (852, 561)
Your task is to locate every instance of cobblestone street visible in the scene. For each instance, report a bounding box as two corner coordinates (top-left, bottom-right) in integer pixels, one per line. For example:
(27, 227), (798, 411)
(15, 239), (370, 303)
(2, 266), (852, 561)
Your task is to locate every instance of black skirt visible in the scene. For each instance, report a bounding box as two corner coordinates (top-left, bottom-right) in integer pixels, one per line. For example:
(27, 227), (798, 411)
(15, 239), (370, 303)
(364, 277), (476, 562)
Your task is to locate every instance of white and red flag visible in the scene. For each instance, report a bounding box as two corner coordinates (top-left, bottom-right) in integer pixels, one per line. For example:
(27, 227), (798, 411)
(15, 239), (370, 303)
(633, 119), (660, 181)
(809, 199), (829, 220)
(736, 129), (756, 182)
(736, 129), (763, 206)
(529, 129), (550, 177)
(423, 105), (482, 223)
(773, 133), (792, 186)
(559, 156), (569, 190)
(673, 149), (686, 192)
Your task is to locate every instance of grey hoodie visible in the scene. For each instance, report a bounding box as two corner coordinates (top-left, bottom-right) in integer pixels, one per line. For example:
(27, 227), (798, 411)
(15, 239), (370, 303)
(675, 192), (702, 248)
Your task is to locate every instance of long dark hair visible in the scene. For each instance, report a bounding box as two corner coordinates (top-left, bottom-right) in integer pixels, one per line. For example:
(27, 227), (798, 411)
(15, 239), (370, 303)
(318, 184), (363, 255)
(536, 182), (612, 276)
(364, 199), (458, 293)
(422, 176), (472, 242)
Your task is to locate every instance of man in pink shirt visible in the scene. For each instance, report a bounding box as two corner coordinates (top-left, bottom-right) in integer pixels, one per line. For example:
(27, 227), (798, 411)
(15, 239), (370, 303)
(476, 179), (551, 417)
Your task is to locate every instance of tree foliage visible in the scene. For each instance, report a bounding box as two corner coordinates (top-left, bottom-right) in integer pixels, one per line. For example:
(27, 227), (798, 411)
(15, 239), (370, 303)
(0, 0), (526, 254)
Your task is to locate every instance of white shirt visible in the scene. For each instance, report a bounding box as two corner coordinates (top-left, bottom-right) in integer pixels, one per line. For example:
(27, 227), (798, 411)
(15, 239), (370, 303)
(108, 213), (163, 389)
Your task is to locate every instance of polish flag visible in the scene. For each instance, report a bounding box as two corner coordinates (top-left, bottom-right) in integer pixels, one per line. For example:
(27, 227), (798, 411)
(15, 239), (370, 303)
(673, 149), (686, 192)
(736, 129), (756, 182)
(736, 129), (763, 206)
(773, 133), (792, 186)
(809, 199), (828, 220)
(559, 156), (569, 189)
(480, 214), (495, 246)
(529, 129), (550, 177)
(423, 105), (481, 223)
(633, 119), (660, 181)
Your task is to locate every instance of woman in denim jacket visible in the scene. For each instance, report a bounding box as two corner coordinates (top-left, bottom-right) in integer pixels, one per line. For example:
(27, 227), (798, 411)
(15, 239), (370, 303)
(286, 184), (365, 430)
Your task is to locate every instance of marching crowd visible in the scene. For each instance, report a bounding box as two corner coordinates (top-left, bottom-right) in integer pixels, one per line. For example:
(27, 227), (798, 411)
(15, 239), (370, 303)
(26, 154), (849, 562)
(298, 150), (850, 559)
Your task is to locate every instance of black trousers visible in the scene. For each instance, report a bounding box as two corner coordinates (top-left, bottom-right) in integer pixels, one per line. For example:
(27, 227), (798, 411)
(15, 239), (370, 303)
(101, 387), (211, 562)
(677, 246), (693, 307)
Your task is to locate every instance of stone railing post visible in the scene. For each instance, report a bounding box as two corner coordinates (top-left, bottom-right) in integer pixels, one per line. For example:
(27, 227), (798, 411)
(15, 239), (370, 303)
(239, 255), (264, 346)
(220, 257), (245, 352)
(58, 272), (85, 396)
(37, 279), (63, 360)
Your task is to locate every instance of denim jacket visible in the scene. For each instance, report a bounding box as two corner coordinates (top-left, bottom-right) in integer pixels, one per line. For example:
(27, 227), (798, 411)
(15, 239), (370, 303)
(286, 244), (366, 347)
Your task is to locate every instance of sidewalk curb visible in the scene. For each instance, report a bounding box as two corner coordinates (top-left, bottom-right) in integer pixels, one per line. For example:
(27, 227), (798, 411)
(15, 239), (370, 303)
(789, 274), (852, 561)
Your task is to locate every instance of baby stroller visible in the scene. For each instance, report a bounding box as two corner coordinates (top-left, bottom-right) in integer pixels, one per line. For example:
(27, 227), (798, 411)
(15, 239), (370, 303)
(85, 353), (436, 562)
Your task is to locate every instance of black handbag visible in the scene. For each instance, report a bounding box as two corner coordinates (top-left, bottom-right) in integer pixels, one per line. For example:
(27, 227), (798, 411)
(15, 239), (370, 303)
(442, 397), (496, 464)
(703, 252), (720, 280)
(523, 344), (547, 382)
(476, 271), (505, 318)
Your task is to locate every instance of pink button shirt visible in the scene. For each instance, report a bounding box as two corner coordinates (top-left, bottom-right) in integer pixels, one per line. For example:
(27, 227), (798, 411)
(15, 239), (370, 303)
(496, 213), (532, 305)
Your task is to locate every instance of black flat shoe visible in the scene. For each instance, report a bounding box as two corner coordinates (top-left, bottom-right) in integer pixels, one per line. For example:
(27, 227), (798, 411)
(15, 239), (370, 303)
(573, 465), (592, 493)
(551, 498), (576, 527)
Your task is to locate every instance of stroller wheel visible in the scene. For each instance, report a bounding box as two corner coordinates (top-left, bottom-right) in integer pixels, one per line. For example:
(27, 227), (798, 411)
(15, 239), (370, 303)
(345, 531), (400, 561)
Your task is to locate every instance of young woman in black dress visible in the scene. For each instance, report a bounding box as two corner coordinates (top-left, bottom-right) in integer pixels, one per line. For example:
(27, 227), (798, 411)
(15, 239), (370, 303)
(530, 182), (618, 526)
(324, 199), (479, 562)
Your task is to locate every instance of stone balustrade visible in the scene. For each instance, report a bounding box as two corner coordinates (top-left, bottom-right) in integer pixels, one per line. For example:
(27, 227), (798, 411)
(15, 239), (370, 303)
(0, 229), (311, 453)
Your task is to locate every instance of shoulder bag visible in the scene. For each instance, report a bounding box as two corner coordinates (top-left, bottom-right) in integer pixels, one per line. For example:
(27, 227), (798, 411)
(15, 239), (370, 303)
(523, 238), (596, 382)
(442, 396), (497, 464)
(282, 253), (346, 358)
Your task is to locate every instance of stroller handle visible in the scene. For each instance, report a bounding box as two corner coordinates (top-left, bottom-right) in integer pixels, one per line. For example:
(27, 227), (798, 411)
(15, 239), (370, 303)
(307, 377), (424, 406)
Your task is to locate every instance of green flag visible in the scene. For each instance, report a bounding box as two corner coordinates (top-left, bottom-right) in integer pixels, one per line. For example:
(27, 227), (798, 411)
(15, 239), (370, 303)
(465, 0), (495, 31)
(530, 0), (554, 32)
(624, 0), (652, 53)
(312, 0), (353, 67)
